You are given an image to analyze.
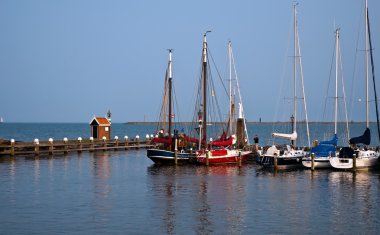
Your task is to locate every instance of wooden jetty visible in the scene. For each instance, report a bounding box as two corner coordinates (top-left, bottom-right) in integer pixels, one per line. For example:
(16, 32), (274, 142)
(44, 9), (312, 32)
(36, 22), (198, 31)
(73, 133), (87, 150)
(0, 137), (154, 157)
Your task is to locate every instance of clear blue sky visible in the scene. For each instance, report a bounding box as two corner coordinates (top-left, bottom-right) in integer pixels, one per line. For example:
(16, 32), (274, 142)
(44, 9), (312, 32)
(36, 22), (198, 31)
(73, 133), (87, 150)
(0, 0), (379, 123)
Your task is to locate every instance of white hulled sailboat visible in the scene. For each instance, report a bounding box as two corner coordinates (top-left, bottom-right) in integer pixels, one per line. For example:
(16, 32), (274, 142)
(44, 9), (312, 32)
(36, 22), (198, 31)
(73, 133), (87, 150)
(258, 2), (310, 169)
(330, 0), (380, 169)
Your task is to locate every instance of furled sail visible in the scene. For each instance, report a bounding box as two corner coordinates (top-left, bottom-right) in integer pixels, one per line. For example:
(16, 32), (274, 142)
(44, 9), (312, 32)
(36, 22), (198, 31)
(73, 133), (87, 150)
(349, 128), (371, 145)
(212, 137), (233, 147)
(272, 131), (297, 141)
(319, 134), (338, 146)
(338, 146), (355, 158)
(153, 137), (172, 144)
(310, 144), (336, 157)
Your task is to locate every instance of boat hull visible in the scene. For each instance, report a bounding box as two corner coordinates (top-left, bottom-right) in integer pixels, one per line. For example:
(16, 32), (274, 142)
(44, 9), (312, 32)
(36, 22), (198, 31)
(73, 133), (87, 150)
(329, 149), (380, 170)
(196, 150), (251, 165)
(302, 157), (332, 169)
(329, 156), (379, 170)
(147, 149), (192, 165)
(257, 146), (306, 169)
(257, 155), (304, 169)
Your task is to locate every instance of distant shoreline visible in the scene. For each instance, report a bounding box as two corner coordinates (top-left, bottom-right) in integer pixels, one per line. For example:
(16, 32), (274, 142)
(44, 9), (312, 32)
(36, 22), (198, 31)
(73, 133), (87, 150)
(125, 121), (372, 125)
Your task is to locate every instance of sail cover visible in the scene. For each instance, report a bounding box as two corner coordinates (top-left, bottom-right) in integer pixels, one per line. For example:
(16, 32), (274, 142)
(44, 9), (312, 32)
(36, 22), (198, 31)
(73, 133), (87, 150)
(310, 144), (336, 157)
(153, 137), (172, 144)
(349, 128), (371, 145)
(272, 131), (297, 141)
(212, 138), (233, 147)
(338, 146), (355, 158)
(319, 134), (338, 146)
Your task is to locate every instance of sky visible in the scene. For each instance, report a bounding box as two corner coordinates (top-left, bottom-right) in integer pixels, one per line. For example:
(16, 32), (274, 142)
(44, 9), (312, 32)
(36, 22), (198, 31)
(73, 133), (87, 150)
(0, 0), (379, 123)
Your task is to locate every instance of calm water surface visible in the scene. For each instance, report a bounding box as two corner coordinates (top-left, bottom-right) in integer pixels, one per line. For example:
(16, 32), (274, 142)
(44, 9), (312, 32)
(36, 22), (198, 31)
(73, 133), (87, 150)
(0, 124), (380, 234)
(0, 150), (379, 234)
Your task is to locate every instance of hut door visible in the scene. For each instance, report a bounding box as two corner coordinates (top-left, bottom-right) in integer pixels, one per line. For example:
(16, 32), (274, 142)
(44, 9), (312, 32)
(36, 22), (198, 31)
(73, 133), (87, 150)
(93, 126), (98, 138)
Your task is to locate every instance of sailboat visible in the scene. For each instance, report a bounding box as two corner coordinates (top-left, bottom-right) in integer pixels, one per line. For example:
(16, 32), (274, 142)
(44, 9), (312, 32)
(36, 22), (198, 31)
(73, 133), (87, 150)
(330, 0), (380, 169)
(303, 28), (349, 169)
(194, 33), (251, 165)
(257, 2), (309, 169)
(147, 49), (193, 164)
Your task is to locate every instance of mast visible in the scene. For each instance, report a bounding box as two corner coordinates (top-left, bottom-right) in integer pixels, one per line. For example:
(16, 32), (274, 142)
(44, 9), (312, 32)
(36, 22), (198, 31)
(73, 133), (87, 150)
(335, 29), (339, 135)
(202, 31), (210, 145)
(168, 49), (173, 150)
(367, 5), (380, 142)
(230, 42), (250, 144)
(365, 0), (369, 128)
(293, 2), (297, 146)
(229, 41), (233, 136)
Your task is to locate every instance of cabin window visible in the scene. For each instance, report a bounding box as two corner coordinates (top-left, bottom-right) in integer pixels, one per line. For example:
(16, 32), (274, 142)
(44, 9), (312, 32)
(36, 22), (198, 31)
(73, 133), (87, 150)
(105, 127), (109, 132)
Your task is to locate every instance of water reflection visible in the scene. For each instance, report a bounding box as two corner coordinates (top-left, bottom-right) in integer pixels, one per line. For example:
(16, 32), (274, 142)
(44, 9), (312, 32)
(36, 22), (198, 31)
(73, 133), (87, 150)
(146, 165), (179, 234)
(196, 175), (212, 234)
(325, 171), (379, 234)
(147, 164), (248, 234)
(34, 158), (40, 197)
(0, 152), (379, 234)
(92, 152), (112, 227)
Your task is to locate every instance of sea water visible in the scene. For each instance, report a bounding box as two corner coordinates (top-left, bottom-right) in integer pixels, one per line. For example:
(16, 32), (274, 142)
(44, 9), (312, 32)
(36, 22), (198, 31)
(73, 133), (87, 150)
(0, 123), (379, 234)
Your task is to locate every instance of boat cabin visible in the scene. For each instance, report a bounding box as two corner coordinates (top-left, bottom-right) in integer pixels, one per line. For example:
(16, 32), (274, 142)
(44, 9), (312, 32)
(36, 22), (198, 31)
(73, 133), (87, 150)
(90, 117), (111, 140)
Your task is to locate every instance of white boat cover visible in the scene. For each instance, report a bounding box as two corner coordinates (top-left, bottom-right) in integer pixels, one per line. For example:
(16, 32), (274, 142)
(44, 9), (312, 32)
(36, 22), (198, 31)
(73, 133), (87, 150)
(266, 145), (278, 156)
(272, 131), (297, 141)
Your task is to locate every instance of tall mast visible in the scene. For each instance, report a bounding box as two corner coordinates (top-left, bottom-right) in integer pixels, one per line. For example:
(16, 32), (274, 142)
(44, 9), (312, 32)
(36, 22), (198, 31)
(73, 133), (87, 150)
(367, 3), (380, 142)
(203, 32), (210, 144)
(293, 2), (297, 145)
(335, 29), (339, 135)
(228, 41), (233, 136)
(365, 0), (369, 128)
(168, 49), (173, 149)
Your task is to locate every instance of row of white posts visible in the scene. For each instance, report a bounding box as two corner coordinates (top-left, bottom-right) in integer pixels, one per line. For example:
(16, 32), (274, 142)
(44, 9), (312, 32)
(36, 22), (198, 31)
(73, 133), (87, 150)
(9, 134), (155, 156)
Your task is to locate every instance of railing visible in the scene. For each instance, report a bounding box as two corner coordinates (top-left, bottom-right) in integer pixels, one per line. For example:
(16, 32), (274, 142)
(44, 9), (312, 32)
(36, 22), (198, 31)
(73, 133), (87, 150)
(0, 136), (154, 157)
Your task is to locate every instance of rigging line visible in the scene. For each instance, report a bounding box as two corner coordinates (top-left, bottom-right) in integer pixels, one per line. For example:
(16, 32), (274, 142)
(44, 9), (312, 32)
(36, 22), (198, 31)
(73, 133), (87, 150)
(271, 10), (293, 137)
(155, 72), (166, 133)
(172, 81), (182, 124)
(230, 44), (250, 144)
(338, 34), (350, 141)
(296, 22), (311, 148)
(189, 59), (205, 138)
(162, 75), (169, 133)
(187, 59), (202, 131)
(208, 48), (229, 97)
(157, 70), (169, 133)
(208, 69), (224, 124)
(206, 52), (227, 127)
(348, 0), (364, 122)
(323, 33), (337, 123)
(367, 9), (380, 143)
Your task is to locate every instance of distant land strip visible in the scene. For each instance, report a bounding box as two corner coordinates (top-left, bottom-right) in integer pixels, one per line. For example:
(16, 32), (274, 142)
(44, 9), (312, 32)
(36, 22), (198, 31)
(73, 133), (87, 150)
(126, 121), (372, 125)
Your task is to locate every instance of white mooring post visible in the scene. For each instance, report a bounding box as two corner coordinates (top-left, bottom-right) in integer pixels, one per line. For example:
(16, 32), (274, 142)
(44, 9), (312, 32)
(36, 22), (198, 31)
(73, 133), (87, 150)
(124, 136), (129, 150)
(78, 137), (82, 153)
(63, 137), (68, 154)
(114, 136), (119, 151)
(10, 139), (15, 156)
(48, 138), (54, 155)
(34, 139), (40, 156)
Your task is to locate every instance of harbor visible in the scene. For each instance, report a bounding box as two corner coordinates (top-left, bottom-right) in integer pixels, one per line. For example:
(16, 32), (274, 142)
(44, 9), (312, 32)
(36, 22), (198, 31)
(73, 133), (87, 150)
(0, 125), (380, 234)
(1, 0), (380, 234)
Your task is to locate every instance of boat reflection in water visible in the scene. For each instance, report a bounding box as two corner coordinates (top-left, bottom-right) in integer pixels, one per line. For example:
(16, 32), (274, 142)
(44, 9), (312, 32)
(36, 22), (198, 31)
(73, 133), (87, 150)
(146, 164), (248, 234)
